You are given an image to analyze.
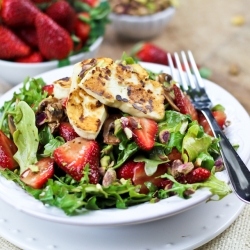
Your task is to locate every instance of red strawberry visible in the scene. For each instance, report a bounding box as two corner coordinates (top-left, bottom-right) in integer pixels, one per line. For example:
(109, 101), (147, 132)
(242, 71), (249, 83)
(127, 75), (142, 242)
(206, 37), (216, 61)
(45, 0), (77, 33)
(117, 160), (169, 194)
(0, 130), (18, 170)
(176, 167), (211, 184)
(131, 42), (175, 66)
(15, 51), (43, 63)
(15, 27), (38, 48)
(158, 179), (173, 190)
(62, 97), (68, 108)
(59, 122), (79, 142)
(1, 0), (40, 27)
(53, 137), (100, 183)
(75, 12), (91, 44)
(212, 110), (227, 128)
(127, 116), (158, 151)
(116, 160), (138, 180)
(0, 26), (31, 60)
(79, 0), (100, 7)
(35, 12), (73, 60)
(20, 157), (54, 189)
(173, 84), (198, 121)
(31, 0), (53, 3)
(42, 84), (54, 96)
(198, 110), (227, 137)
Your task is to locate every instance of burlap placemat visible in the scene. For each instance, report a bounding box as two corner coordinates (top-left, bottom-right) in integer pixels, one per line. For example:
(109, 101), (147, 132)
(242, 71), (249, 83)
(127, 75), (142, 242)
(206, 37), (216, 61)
(1, 205), (250, 250)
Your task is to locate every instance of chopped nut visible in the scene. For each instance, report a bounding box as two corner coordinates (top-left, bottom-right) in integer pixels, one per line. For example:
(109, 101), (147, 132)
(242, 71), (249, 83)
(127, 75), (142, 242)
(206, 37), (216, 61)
(231, 15), (245, 26)
(102, 168), (117, 187)
(229, 64), (240, 76)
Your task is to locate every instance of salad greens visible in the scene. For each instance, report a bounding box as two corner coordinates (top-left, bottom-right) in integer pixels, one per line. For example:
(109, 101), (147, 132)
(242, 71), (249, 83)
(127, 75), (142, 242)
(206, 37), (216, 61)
(13, 101), (39, 174)
(0, 57), (232, 215)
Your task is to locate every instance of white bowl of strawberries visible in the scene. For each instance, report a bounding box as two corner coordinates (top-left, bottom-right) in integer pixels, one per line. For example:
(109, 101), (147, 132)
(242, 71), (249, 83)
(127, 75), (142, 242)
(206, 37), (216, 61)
(0, 0), (110, 85)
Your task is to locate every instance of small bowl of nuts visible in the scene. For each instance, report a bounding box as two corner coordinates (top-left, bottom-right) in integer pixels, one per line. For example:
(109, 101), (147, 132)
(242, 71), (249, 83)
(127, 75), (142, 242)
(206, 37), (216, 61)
(108, 0), (177, 40)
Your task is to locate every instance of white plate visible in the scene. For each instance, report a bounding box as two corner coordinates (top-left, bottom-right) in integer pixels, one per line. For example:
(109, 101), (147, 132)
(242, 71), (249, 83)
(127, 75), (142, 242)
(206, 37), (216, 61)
(0, 188), (246, 250)
(0, 62), (250, 227)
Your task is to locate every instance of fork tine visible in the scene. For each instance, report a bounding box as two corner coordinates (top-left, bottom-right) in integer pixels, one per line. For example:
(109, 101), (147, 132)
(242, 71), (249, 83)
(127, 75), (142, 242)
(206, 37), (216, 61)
(187, 50), (205, 90)
(167, 53), (177, 80)
(173, 52), (189, 92)
(180, 51), (196, 90)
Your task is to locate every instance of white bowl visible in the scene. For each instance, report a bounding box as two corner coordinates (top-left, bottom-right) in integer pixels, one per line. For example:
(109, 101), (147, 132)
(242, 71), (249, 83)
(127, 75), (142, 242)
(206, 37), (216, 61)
(0, 36), (103, 86)
(109, 7), (176, 40)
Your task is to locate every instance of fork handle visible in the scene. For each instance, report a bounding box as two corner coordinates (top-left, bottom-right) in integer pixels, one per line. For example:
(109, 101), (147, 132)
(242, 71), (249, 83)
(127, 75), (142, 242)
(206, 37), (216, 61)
(201, 107), (250, 203)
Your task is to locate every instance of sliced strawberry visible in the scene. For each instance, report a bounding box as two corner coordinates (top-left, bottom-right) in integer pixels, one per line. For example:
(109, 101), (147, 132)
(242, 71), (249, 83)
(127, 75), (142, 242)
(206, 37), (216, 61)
(59, 122), (79, 142)
(173, 84), (198, 121)
(131, 42), (176, 66)
(75, 12), (91, 45)
(45, 0), (77, 33)
(79, 0), (100, 7)
(0, 25), (31, 60)
(198, 110), (227, 137)
(31, 0), (53, 3)
(176, 167), (211, 184)
(62, 97), (68, 109)
(127, 116), (158, 151)
(20, 157), (54, 189)
(15, 51), (44, 63)
(116, 160), (138, 180)
(133, 162), (169, 194)
(0, 130), (18, 170)
(1, 0), (40, 27)
(158, 179), (173, 190)
(116, 160), (169, 194)
(42, 84), (54, 96)
(35, 12), (73, 60)
(53, 137), (100, 183)
(212, 110), (227, 128)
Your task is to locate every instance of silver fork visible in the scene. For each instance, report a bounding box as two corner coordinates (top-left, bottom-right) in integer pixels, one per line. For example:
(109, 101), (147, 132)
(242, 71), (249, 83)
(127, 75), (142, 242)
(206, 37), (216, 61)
(167, 50), (250, 203)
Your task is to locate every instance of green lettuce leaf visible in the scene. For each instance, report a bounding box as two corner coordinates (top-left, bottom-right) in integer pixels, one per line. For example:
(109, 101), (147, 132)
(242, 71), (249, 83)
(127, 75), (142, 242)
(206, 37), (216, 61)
(13, 101), (39, 174)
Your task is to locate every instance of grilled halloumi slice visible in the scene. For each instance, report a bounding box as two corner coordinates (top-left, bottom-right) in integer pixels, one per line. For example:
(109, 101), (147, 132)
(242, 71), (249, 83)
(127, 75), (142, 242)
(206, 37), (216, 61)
(77, 57), (165, 121)
(66, 64), (108, 140)
(53, 77), (71, 99)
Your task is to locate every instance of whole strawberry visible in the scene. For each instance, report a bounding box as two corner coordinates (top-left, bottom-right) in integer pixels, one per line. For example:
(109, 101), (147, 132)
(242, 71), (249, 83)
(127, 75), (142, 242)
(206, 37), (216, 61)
(59, 122), (79, 142)
(75, 12), (91, 44)
(15, 27), (38, 48)
(1, 0), (41, 27)
(35, 12), (73, 60)
(45, 0), (77, 33)
(15, 51), (43, 63)
(0, 25), (31, 59)
(131, 42), (173, 66)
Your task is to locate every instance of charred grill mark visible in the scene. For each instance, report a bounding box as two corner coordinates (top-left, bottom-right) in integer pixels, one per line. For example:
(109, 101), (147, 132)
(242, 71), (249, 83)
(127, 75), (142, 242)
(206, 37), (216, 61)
(132, 103), (147, 114)
(79, 115), (84, 122)
(96, 119), (101, 129)
(140, 80), (145, 87)
(79, 59), (97, 78)
(146, 105), (153, 112)
(116, 95), (128, 102)
(116, 95), (122, 101)
(127, 86), (131, 96)
(59, 76), (70, 81)
(96, 100), (102, 108)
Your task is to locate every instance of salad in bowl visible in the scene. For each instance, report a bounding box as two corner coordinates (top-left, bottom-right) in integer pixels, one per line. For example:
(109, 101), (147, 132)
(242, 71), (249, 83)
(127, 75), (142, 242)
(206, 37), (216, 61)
(0, 54), (231, 217)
